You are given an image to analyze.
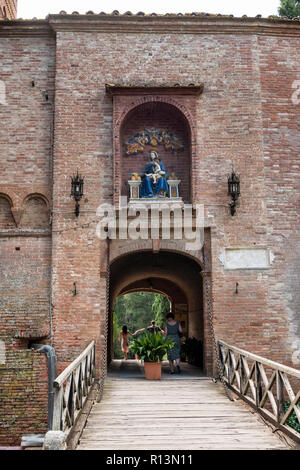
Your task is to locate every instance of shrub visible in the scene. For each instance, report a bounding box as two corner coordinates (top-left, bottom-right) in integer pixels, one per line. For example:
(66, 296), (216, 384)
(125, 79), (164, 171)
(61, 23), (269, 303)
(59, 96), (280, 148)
(284, 401), (300, 433)
(130, 331), (174, 362)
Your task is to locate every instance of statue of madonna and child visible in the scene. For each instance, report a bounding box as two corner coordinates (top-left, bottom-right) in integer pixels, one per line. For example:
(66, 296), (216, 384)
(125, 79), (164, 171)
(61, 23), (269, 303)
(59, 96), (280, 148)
(139, 150), (169, 198)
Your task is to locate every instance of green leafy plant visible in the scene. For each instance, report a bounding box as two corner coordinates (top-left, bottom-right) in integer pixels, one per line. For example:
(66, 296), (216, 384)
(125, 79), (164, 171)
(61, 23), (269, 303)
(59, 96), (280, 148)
(284, 401), (300, 433)
(278, 0), (300, 18)
(130, 331), (174, 362)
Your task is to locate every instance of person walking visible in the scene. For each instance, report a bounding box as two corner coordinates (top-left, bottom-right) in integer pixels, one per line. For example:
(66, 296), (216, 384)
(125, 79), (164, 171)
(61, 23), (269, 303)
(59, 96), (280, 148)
(118, 325), (135, 360)
(164, 312), (183, 374)
(134, 319), (164, 336)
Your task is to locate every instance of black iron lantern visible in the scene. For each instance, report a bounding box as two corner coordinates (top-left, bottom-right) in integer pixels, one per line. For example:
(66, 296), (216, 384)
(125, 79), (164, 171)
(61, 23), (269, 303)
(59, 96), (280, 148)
(70, 171), (84, 217)
(228, 170), (240, 216)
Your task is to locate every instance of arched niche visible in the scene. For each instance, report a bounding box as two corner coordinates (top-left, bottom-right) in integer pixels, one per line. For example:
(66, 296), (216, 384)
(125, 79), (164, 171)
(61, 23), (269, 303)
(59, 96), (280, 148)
(21, 194), (50, 229)
(120, 101), (192, 202)
(0, 193), (15, 228)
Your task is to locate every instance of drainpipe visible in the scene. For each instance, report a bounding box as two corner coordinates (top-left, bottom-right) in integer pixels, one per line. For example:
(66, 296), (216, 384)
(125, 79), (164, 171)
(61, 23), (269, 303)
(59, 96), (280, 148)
(31, 344), (57, 430)
(43, 91), (55, 346)
(48, 99), (55, 347)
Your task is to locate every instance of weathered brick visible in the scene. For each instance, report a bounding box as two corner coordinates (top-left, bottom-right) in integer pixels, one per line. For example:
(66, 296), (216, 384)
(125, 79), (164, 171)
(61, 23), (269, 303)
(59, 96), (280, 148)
(0, 13), (299, 443)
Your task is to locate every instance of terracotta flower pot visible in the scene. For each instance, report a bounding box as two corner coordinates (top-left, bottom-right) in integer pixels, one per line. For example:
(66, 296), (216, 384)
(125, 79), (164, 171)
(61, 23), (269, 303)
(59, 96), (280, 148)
(144, 361), (162, 380)
(135, 354), (140, 360)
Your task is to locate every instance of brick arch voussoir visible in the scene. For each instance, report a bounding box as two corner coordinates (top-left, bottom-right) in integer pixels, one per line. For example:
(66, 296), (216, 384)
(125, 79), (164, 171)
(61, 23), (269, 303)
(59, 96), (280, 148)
(0, 192), (14, 208)
(115, 96), (196, 145)
(110, 240), (203, 271)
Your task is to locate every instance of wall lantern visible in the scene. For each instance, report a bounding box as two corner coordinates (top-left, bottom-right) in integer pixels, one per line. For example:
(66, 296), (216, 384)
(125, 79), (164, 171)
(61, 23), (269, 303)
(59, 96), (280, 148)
(228, 170), (240, 216)
(70, 171), (84, 217)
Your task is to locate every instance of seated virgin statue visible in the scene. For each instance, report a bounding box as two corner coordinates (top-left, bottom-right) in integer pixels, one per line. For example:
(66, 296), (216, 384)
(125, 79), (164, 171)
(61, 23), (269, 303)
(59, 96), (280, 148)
(140, 150), (169, 198)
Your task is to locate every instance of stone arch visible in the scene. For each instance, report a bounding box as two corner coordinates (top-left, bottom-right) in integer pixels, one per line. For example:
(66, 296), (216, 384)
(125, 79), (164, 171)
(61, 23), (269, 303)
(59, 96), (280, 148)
(110, 240), (204, 271)
(114, 96), (197, 204)
(21, 194), (50, 229)
(0, 193), (15, 228)
(109, 249), (212, 374)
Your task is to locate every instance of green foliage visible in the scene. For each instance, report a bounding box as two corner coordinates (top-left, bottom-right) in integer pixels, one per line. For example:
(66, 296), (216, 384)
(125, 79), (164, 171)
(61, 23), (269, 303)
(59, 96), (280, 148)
(284, 401), (300, 433)
(113, 312), (122, 358)
(113, 311), (120, 342)
(113, 292), (170, 359)
(278, 0), (300, 18)
(130, 331), (175, 362)
(152, 294), (170, 328)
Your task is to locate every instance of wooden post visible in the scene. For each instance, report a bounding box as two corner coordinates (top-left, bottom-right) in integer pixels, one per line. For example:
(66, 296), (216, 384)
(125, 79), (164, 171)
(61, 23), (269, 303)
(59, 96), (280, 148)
(240, 355), (246, 395)
(255, 362), (262, 407)
(229, 350), (234, 384)
(276, 370), (285, 423)
(53, 387), (63, 431)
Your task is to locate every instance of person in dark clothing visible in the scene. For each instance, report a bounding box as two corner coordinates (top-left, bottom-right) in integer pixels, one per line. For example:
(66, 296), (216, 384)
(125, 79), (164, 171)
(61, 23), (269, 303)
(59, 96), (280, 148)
(135, 320), (164, 336)
(164, 312), (182, 374)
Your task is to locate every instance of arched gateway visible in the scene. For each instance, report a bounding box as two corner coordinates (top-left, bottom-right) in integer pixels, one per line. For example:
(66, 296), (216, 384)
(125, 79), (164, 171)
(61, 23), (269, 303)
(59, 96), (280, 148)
(108, 246), (213, 375)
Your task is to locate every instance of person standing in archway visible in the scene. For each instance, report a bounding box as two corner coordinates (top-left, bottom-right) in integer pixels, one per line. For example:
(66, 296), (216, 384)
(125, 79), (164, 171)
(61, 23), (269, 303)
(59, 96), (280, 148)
(135, 319), (164, 336)
(164, 312), (183, 374)
(118, 325), (136, 360)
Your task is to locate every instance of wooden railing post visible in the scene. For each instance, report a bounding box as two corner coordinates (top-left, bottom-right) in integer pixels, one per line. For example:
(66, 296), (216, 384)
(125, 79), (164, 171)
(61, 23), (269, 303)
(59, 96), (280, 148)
(52, 341), (96, 437)
(218, 339), (300, 444)
(228, 350), (234, 384)
(240, 355), (245, 395)
(53, 386), (63, 431)
(255, 362), (262, 407)
(276, 370), (285, 424)
(218, 342), (224, 374)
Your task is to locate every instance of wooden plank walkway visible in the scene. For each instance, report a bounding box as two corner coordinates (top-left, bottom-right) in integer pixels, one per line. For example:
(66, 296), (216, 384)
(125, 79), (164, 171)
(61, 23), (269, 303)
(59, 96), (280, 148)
(77, 362), (289, 450)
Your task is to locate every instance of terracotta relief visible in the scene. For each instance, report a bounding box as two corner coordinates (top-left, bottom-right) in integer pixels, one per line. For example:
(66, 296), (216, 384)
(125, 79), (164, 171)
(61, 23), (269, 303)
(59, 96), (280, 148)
(125, 129), (184, 156)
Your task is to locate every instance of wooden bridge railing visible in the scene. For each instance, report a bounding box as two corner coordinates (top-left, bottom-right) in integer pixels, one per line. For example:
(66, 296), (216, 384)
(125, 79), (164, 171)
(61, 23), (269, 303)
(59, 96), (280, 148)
(218, 340), (300, 443)
(52, 341), (96, 437)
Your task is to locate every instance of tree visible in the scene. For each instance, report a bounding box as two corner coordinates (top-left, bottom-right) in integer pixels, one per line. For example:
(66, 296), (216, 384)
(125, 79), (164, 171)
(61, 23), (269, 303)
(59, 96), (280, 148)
(278, 0), (300, 18)
(152, 294), (170, 328)
(113, 292), (170, 358)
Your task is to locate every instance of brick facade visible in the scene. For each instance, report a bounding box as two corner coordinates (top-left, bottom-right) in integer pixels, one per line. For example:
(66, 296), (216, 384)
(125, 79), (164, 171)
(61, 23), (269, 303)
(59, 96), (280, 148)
(0, 1), (17, 20)
(0, 350), (48, 446)
(0, 13), (299, 444)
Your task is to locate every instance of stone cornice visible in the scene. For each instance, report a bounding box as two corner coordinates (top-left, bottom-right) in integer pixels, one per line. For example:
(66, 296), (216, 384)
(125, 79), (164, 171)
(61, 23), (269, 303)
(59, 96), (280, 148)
(106, 84), (204, 96)
(0, 19), (54, 36)
(0, 15), (300, 37)
(48, 14), (300, 37)
(0, 230), (52, 237)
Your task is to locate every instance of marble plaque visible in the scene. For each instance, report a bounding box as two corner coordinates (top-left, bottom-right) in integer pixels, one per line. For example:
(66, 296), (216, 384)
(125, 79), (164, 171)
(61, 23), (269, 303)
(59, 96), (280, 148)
(219, 247), (274, 270)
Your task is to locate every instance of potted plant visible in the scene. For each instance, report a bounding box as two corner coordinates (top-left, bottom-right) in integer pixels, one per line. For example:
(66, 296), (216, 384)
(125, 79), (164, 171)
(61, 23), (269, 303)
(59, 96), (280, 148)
(130, 331), (174, 380)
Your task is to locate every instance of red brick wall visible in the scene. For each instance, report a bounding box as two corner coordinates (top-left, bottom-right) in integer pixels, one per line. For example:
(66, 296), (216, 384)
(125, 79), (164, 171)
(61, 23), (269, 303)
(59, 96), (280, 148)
(259, 36), (300, 365)
(0, 0), (17, 20)
(0, 236), (51, 341)
(0, 32), (54, 443)
(47, 25), (299, 369)
(0, 350), (48, 446)
(0, 16), (299, 440)
(0, 34), (55, 214)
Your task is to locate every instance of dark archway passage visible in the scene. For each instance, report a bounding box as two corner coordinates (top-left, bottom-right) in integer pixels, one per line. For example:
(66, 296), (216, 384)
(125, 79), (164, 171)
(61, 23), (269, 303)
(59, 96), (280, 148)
(108, 250), (207, 372)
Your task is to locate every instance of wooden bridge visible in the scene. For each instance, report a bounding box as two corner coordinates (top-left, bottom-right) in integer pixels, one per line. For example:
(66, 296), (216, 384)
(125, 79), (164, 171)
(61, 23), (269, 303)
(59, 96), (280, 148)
(50, 341), (300, 451)
(77, 367), (287, 450)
